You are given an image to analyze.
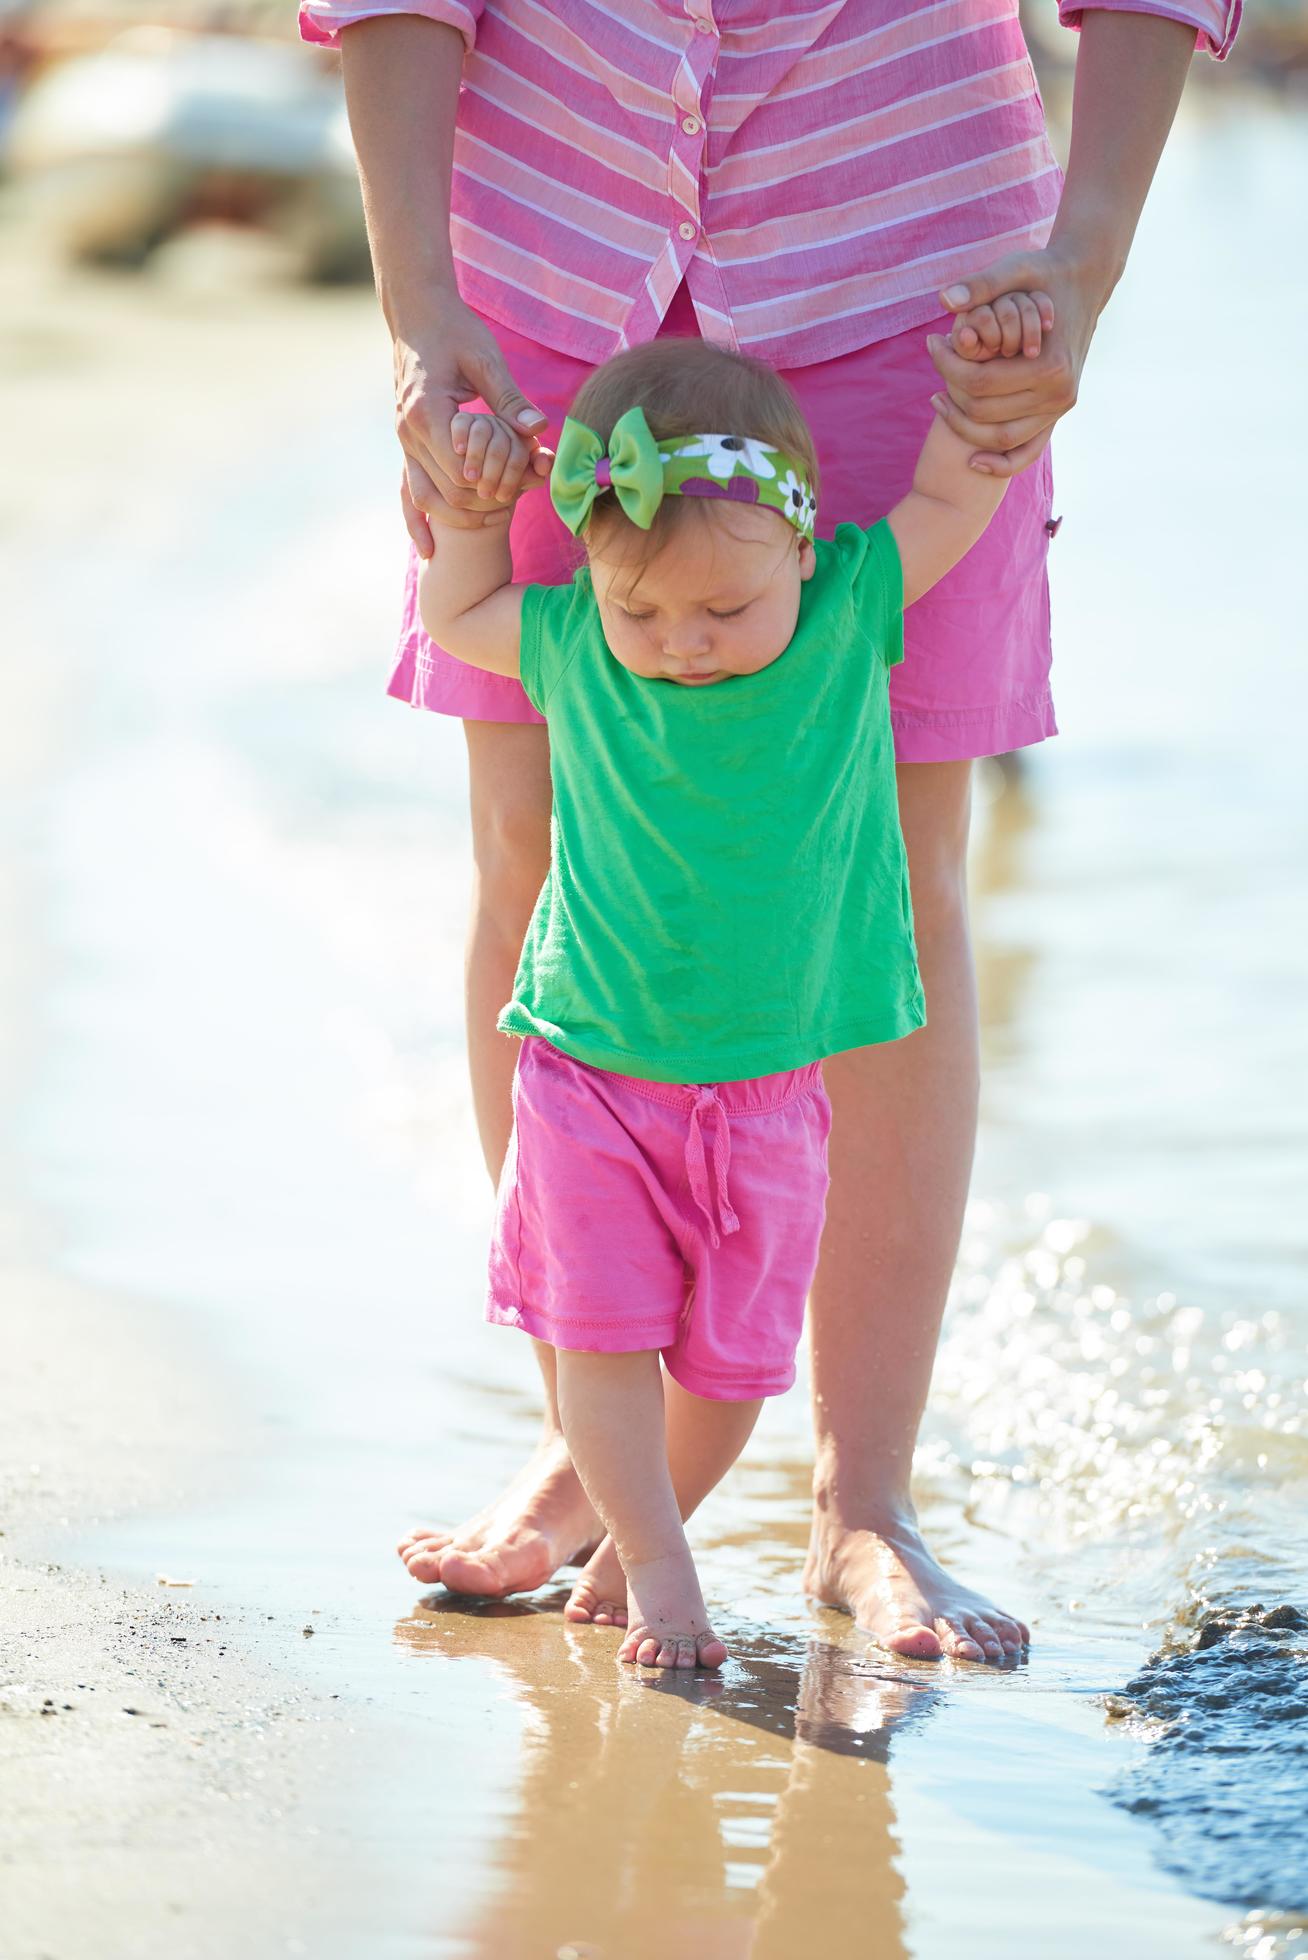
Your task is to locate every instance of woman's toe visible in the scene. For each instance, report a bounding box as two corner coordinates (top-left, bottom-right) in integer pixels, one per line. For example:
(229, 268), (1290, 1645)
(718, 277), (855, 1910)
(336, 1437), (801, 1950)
(938, 1618), (985, 1662)
(988, 1614), (1027, 1654)
(883, 1619), (945, 1661)
(398, 1527), (450, 1559)
(402, 1539), (453, 1583)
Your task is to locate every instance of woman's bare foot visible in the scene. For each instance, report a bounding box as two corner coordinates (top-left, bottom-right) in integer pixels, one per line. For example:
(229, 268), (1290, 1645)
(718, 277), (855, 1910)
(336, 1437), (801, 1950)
(398, 1437), (600, 1596)
(804, 1508), (1030, 1665)
(564, 1535), (628, 1626)
(615, 1549), (727, 1670)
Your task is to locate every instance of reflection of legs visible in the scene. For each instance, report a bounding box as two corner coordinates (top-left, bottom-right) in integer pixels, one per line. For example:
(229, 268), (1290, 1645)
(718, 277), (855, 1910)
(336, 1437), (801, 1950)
(398, 720), (599, 1595)
(556, 1350), (742, 1669)
(804, 761), (1029, 1663)
(567, 1371), (763, 1626)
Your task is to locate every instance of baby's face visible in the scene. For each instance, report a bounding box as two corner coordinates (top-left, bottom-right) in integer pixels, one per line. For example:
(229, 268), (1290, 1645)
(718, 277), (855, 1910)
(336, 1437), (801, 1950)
(588, 505), (815, 688)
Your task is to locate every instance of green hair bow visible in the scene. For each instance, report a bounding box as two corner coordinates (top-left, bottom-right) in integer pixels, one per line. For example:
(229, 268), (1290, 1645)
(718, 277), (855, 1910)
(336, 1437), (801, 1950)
(550, 405), (818, 540)
(551, 407), (666, 535)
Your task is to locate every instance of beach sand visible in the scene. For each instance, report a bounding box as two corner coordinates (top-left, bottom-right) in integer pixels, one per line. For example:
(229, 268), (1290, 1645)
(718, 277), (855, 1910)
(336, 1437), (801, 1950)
(2, 98), (1306, 1958)
(0, 578), (408, 1960)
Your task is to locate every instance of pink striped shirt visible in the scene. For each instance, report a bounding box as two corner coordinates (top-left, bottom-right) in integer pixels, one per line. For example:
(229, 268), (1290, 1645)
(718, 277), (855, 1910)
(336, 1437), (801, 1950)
(302, 0), (1239, 367)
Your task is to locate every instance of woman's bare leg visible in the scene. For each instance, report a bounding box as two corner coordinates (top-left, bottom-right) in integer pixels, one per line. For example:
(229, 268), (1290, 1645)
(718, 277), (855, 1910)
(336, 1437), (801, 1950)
(803, 760), (1030, 1664)
(399, 719), (599, 1592)
(565, 1371), (763, 1625)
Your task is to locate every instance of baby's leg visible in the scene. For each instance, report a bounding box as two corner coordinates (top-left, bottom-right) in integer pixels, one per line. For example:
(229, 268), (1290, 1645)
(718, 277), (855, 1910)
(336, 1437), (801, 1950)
(566, 1373), (762, 1627)
(555, 1349), (740, 1669)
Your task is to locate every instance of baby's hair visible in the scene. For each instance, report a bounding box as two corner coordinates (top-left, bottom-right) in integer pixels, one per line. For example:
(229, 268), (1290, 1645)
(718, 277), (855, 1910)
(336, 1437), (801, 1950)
(569, 338), (819, 573)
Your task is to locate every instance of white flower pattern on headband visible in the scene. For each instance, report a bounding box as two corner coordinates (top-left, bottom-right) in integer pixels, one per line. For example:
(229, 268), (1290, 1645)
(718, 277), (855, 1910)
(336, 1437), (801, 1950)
(779, 469), (817, 537)
(673, 434), (779, 481)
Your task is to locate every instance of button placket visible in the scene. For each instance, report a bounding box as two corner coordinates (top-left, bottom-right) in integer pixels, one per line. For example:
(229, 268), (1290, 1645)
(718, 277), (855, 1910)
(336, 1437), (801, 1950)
(669, 5), (715, 263)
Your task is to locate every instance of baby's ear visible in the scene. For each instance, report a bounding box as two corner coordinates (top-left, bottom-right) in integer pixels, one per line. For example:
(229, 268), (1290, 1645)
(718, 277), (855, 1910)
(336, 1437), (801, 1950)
(798, 537), (817, 580)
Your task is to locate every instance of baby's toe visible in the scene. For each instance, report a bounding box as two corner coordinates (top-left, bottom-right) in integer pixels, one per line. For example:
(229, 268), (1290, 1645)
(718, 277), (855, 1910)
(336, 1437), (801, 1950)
(617, 1623), (652, 1666)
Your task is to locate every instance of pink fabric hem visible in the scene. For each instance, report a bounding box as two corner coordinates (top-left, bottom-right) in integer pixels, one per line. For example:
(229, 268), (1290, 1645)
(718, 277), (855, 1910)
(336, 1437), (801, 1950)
(486, 1293), (796, 1401)
(388, 640), (545, 726)
(891, 689), (1058, 764)
(1059, 0), (1241, 58)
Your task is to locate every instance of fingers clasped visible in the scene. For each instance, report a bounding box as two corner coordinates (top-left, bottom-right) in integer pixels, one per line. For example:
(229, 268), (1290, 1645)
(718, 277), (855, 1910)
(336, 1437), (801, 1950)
(451, 409), (552, 505)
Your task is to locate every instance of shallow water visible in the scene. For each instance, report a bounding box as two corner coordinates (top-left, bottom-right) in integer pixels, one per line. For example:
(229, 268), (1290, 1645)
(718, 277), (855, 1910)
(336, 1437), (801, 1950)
(6, 94), (1308, 1958)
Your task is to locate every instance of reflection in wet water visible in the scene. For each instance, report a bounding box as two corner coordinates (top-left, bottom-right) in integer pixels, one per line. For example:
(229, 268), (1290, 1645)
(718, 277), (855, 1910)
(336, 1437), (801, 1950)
(396, 1595), (936, 1959)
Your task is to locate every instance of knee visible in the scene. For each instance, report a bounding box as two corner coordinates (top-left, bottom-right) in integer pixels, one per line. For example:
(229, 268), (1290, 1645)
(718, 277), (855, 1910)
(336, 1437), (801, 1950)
(905, 848), (969, 949)
(472, 791), (552, 938)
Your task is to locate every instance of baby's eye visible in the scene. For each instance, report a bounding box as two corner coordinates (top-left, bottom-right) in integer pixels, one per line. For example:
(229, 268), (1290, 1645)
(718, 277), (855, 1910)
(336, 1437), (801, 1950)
(621, 609), (654, 623)
(709, 604), (748, 620)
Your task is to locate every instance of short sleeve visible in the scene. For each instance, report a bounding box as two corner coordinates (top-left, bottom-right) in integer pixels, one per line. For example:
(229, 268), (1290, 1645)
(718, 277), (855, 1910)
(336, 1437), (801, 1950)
(828, 520), (905, 670)
(519, 578), (592, 715)
(1056, 0), (1240, 61)
(298, 0), (482, 54)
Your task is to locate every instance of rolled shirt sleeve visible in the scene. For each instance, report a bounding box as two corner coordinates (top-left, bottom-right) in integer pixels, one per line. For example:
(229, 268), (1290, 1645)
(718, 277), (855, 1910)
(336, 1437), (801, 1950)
(298, 0), (482, 53)
(1057, 0), (1241, 59)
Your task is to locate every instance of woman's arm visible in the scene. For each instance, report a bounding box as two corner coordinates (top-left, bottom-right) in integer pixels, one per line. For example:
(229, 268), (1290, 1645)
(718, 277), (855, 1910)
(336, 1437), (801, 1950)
(338, 17), (549, 550)
(416, 506), (525, 678)
(927, 9), (1198, 473)
(887, 418), (1009, 607)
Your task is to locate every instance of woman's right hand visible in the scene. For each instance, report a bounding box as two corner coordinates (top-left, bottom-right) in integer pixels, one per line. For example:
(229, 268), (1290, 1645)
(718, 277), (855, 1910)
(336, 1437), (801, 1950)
(394, 295), (551, 557)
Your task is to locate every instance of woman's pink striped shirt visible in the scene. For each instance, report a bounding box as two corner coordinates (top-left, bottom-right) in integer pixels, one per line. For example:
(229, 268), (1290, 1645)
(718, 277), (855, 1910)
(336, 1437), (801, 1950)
(302, 0), (1238, 367)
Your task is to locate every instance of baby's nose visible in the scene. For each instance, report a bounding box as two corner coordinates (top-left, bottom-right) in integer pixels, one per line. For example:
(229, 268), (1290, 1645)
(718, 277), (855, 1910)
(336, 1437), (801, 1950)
(665, 629), (712, 667)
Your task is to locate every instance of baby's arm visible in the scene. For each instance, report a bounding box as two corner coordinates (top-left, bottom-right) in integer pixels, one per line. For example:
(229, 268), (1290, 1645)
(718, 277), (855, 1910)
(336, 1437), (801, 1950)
(951, 289), (1055, 362)
(416, 413), (537, 676)
(887, 412), (1008, 608)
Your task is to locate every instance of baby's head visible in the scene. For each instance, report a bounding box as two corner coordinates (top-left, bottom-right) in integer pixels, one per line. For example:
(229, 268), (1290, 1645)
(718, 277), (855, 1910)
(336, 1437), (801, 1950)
(557, 340), (820, 688)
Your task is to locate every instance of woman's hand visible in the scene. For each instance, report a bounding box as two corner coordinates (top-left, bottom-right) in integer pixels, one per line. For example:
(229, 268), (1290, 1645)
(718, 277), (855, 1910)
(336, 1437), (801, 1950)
(395, 294), (552, 556)
(927, 247), (1111, 475)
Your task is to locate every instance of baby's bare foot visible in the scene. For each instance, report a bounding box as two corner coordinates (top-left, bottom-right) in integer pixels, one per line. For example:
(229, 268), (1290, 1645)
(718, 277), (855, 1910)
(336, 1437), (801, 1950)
(564, 1535), (628, 1625)
(615, 1549), (727, 1670)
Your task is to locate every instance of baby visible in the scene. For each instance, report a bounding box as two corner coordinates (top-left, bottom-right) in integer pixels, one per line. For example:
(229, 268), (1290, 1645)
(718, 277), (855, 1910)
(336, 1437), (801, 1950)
(416, 301), (1047, 1670)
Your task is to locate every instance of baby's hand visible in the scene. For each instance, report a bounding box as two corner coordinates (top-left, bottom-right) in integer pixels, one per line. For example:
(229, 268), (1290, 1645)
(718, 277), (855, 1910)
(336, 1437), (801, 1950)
(449, 408), (552, 508)
(949, 290), (1055, 362)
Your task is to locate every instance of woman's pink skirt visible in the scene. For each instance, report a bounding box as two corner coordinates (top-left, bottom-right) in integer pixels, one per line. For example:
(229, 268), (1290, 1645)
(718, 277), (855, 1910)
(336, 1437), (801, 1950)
(388, 286), (1058, 763)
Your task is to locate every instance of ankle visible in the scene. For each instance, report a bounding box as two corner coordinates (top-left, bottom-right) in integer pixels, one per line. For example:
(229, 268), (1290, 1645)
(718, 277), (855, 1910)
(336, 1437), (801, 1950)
(811, 1473), (920, 1545)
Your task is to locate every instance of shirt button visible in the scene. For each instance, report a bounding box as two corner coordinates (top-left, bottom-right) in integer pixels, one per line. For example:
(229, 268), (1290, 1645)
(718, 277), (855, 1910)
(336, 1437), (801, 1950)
(677, 220), (698, 242)
(681, 114), (702, 136)
(693, 15), (715, 31)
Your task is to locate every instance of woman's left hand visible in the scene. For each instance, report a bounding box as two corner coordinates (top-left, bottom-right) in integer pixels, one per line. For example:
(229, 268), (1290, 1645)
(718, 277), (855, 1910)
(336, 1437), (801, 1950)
(927, 247), (1110, 475)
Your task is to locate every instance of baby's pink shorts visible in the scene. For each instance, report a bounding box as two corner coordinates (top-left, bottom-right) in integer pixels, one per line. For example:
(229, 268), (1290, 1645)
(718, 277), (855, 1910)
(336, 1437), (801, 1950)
(389, 283), (1058, 763)
(487, 1038), (832, 1402)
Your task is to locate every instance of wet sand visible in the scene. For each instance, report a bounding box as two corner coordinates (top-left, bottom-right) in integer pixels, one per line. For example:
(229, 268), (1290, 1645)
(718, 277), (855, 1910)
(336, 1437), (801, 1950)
(3, 95), (1307, 1960)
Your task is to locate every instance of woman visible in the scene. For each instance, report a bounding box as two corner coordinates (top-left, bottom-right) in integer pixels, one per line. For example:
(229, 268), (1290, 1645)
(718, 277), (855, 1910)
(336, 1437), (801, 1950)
(300, 0), (1236, 1663)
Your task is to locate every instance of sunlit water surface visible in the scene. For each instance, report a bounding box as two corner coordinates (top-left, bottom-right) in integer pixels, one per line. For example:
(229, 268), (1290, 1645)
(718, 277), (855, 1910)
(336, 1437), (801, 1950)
(8, 97), (1307, 1960)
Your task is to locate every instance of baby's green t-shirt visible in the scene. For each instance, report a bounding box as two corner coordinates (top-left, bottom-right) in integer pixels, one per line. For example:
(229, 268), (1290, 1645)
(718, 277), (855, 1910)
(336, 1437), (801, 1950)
(498, 519), (924, 1084)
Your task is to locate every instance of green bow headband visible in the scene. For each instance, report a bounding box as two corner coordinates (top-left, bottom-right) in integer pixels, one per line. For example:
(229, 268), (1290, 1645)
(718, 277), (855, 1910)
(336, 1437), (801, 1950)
(551, 406), (817, 541)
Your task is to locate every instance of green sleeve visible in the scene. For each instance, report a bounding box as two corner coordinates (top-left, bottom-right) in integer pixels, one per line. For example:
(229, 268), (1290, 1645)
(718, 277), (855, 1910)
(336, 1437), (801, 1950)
(826, 521), (905, 670)
(860, 518), (905, 670)
(519, 577), (590, 714)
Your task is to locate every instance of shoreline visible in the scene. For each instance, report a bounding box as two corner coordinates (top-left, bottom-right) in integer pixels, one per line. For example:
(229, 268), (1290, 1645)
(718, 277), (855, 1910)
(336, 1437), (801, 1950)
(0, 624), (405, 1960)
